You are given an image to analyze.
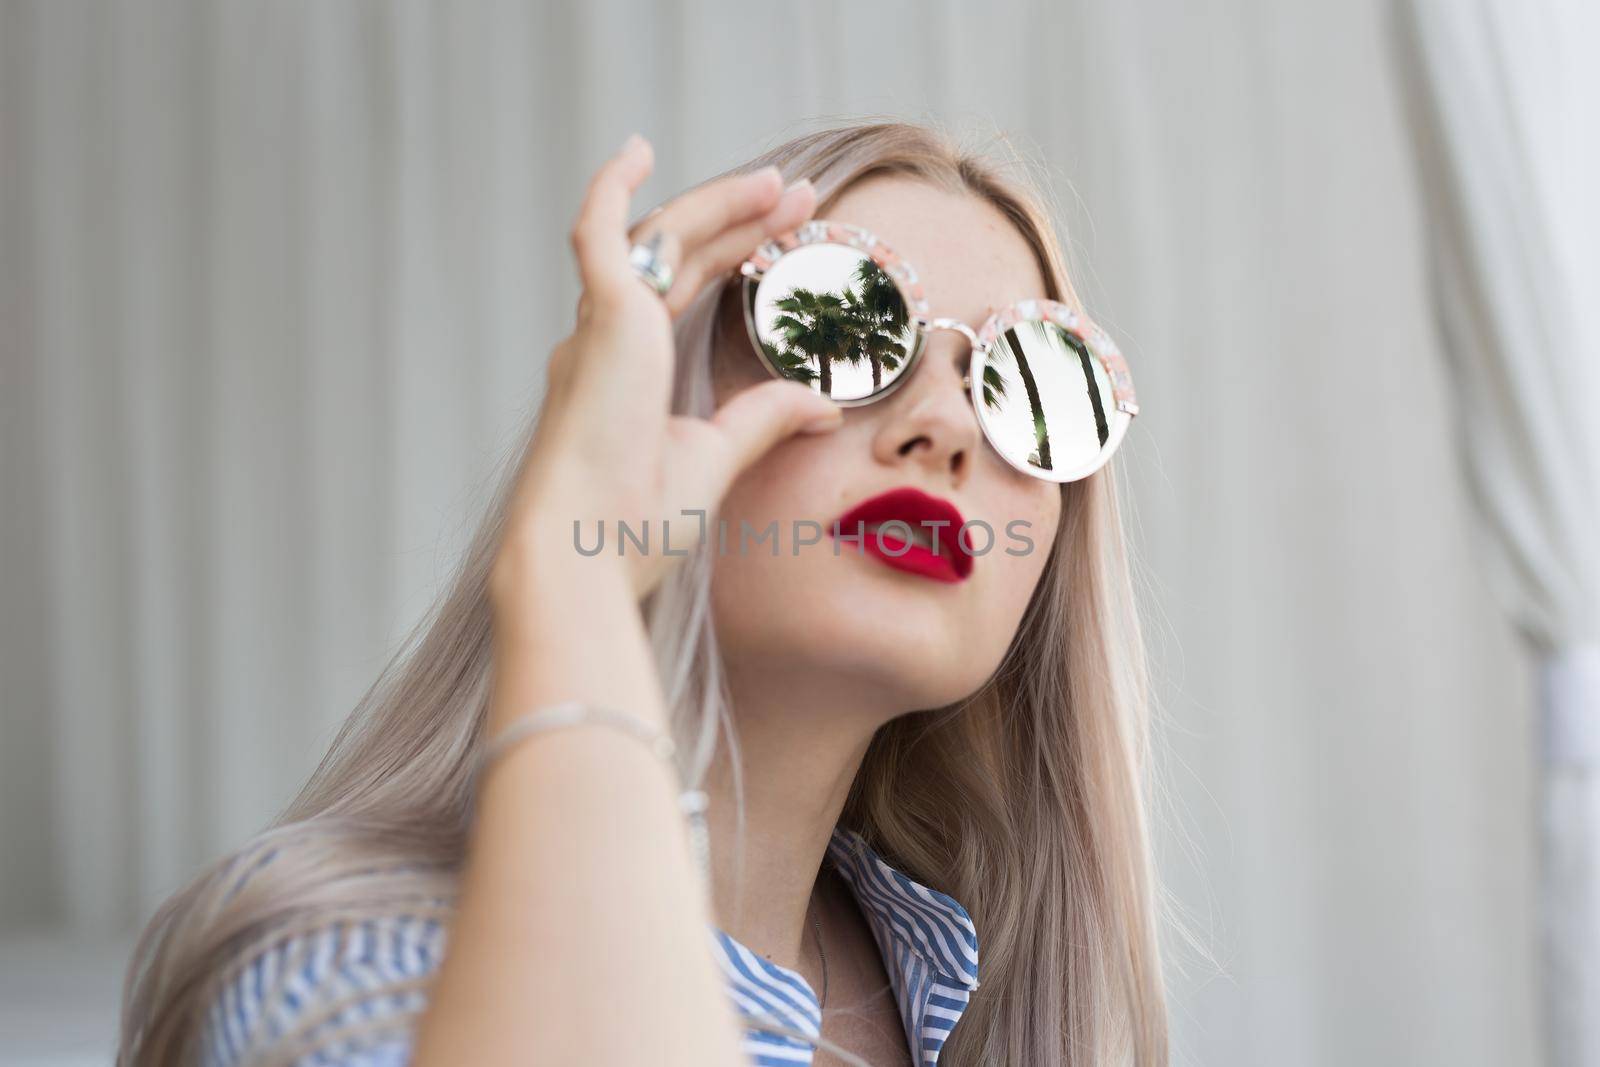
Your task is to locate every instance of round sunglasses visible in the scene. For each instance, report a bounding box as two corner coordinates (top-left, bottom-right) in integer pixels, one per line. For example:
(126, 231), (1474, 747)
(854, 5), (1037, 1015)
(736, 219), (1139, 483)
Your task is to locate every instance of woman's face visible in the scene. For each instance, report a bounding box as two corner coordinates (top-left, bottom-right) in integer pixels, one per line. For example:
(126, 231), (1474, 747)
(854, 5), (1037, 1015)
(709, 174), (1062, 714)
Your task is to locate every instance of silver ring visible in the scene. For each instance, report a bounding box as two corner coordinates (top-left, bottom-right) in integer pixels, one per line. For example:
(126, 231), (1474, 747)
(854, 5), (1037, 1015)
(627, 232), (674, 298)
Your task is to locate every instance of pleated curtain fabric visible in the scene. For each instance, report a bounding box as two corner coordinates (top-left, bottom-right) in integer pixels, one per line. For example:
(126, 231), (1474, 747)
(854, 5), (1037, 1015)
(1393, 1), (1600, 1063)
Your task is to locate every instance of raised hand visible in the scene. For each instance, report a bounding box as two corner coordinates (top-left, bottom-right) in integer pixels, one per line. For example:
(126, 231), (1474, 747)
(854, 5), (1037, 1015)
(494, 133), (841, 607)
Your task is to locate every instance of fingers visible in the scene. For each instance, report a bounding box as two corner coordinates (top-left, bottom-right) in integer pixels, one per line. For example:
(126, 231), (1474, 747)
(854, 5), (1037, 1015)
(570, 134), (655, 300)
(573, 136), (819, 327)
(626, 165), (784, 260)
(705, 378), (843, 484)
(622, 166), (787, 315)
(664, 179), (816, 317)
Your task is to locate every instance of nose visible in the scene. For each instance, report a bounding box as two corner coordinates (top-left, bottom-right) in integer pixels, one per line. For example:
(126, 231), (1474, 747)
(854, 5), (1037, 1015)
(870, 325), (980, 488)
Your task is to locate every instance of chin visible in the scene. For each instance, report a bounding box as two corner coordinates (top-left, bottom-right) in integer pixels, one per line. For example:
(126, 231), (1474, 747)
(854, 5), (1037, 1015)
(713, 555), (1001, 713)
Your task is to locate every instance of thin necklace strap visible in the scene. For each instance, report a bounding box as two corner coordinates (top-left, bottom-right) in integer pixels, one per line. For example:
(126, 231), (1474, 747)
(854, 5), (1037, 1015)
(810, 900), (829, 1011)
(810, 867), (830, 1012)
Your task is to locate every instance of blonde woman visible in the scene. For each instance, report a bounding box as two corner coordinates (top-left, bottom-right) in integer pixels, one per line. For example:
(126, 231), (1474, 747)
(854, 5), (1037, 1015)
(117, 120), (1167, 1067)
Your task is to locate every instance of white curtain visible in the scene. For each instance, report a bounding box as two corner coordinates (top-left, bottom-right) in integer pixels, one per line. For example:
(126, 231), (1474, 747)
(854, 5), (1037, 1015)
(1393, 1), (1600, 1063)
(0, 2), (1542, 1064)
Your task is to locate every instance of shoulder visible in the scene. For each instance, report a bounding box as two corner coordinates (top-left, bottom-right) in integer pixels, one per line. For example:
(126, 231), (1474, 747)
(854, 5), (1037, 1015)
(198, 911), (448, 1067)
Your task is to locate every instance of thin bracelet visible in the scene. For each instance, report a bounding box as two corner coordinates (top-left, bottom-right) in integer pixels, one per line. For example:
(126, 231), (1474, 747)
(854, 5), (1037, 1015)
(476, 699), (712, 883)
(478, 700), (676, 775)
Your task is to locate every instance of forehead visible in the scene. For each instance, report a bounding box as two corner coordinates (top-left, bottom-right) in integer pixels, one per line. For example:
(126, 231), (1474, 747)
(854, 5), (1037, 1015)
(822, 174), (1048, 327)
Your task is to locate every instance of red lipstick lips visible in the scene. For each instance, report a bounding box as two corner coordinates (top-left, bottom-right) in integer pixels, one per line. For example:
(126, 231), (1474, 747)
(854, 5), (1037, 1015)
(829, 486), (975, 583)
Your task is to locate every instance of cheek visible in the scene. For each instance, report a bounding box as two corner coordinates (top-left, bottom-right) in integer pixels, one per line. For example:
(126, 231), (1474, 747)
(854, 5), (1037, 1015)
(998, 482), (1061, 590)
(715, 429), (846, 535)
(960, 481), (1061, 667)
(708, 430), (851, 649)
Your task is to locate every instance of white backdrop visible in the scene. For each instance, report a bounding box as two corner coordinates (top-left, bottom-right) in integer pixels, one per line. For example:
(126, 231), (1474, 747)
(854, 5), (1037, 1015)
(1394, 2), (1600, 1063)
(0, 2), (1540, 1064)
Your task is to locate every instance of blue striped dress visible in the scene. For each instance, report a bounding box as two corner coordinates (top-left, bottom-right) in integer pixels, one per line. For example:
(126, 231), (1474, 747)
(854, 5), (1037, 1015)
(199, 825), (980, 1067)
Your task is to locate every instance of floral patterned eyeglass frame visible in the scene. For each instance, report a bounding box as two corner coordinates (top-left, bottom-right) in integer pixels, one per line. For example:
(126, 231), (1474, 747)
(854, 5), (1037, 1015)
(736, 219), (1140, 484)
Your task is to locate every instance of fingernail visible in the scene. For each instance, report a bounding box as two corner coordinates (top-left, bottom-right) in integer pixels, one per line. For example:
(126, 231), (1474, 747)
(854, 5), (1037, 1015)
(620, 132), (644, 154)
(784, 177), (813, 196)
(801, 405), (843, 434)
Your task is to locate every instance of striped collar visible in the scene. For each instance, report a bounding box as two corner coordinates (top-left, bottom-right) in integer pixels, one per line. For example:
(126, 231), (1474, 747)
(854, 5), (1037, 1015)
(706, 826), (981, 1066)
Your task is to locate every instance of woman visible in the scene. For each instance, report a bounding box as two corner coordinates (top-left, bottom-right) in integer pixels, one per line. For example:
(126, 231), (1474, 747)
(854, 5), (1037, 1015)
(117, 119), (1168, 1067)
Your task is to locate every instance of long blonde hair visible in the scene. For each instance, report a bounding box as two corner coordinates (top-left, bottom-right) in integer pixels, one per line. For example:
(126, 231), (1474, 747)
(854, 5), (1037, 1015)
(118, 119), (1168, 1067)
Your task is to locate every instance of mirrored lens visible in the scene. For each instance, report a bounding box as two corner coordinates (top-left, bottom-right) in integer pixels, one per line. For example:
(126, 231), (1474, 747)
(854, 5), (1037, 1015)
(976, 320), (1116, 478)
(748, 244), (918, 402)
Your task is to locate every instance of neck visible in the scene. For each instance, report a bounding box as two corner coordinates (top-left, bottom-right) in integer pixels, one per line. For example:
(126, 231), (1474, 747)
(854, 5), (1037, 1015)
(702, 663), (897, 982)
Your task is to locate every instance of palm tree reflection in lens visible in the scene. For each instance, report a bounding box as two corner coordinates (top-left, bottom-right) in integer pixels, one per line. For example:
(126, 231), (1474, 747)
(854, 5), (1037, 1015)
(983, 320), (1111, 474)
(767, 257), (911, 399)
(846, 260), (908, 392)
(759, 254), (1116, 477)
